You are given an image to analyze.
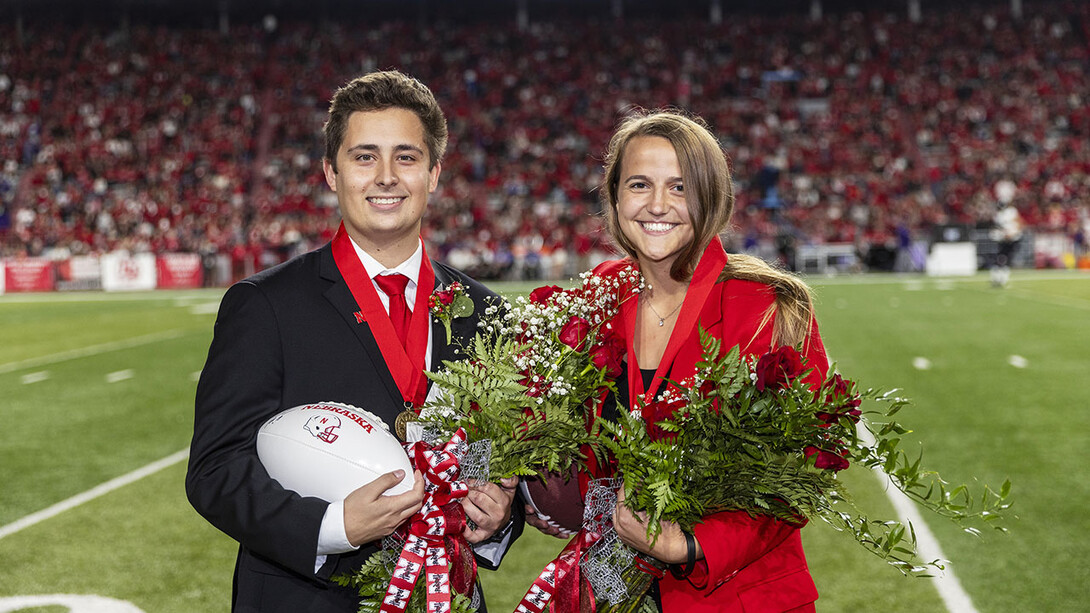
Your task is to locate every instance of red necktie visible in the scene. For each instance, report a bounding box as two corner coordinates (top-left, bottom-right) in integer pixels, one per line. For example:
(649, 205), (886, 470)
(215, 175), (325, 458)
(374, 273), (411, 348)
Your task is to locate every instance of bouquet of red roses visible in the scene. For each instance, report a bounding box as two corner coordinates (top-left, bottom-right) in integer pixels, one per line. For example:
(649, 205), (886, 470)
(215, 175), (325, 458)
(585, 329), (1013, 611)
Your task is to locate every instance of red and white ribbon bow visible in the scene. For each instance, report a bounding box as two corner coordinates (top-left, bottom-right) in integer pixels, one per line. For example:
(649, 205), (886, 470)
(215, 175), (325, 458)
(381, 429), (474, 613)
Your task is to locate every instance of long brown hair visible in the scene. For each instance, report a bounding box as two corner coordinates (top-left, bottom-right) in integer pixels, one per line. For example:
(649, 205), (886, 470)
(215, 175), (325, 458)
(721, 253), (817, 350)
(600, 109), (815, 349)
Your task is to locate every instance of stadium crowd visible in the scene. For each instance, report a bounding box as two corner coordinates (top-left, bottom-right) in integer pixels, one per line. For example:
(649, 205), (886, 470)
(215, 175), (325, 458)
(2, 0), (1089, 281)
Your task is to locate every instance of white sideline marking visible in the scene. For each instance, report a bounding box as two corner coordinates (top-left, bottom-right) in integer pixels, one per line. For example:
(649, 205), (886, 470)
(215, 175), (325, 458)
(0, 290), (222, 304)
(858, 426), (979, 613)
(0, 594), (146, 613)
(1002, 288), (1090, 311)
(106, 369), (135, 383)
(808, 270), (1090, 286)
(0, 449), (189, 541)
(188, 302), (221, 315)
(0, 330), (184, 375)
(20, 371), (49, 384)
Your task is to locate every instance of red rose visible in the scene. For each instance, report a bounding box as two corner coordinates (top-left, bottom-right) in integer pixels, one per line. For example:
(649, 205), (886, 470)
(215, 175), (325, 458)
(558, 316), (591, 351)
(817, 374), (862, 424)
(651, 395), (687, 422)
(805, 445), (850, 471)
(754, 346), (806, 392)
(590, 331), (626, 377)
(640, 387), (688, 441)
(529, 285), (563, 304)
(435, 289), (455, 306)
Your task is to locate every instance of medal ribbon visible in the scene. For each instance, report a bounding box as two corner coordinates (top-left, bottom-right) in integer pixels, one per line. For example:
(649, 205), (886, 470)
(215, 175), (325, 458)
(621, 239), (727, 418)
(381, 428), (474, 613)
(331, 223), (435, 407)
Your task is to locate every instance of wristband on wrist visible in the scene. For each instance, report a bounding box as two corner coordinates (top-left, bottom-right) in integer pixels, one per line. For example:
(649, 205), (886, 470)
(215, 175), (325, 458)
(669, 531), (697, 579)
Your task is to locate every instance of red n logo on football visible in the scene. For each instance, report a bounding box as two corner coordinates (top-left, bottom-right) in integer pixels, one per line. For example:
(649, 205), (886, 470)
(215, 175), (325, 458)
(304, 415), (341, 444)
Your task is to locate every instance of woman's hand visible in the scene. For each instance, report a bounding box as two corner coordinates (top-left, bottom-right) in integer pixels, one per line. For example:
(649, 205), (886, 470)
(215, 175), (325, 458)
(524, 503), (576, 539)
(612, 487), (703, 564)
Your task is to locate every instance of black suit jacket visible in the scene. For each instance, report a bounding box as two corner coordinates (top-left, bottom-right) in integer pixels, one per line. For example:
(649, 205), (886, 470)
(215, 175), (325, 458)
(185, 242), (519, 612)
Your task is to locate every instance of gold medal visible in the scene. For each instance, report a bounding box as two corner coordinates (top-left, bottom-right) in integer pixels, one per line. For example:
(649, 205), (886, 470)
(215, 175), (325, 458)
(394, 405), (417, 441)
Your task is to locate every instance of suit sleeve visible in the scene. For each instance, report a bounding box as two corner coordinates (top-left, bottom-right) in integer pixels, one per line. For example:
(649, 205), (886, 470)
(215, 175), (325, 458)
(683, 310), (831, 592)
(473, 502), (526, 570)
(185, 281), (330, 580)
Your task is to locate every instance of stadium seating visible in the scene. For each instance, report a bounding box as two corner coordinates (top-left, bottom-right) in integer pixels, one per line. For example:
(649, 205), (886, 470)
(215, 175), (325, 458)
(1, 1), (1088, 281)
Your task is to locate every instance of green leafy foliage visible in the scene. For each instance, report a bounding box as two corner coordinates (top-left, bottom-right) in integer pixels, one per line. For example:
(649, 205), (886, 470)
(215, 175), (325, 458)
(333, 548), (475, 613)
(422, 334), (602, 479)
(603, 329), (1014, 576)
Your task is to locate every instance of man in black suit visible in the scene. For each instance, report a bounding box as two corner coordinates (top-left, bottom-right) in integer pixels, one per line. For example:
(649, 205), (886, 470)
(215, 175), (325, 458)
(186, 70), (520, 612)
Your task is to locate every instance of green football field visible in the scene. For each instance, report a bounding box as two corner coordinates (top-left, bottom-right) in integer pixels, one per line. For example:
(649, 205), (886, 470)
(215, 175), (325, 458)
(1, 271), (1088, 612)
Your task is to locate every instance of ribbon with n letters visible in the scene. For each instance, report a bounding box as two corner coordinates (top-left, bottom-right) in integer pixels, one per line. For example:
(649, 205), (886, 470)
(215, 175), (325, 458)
(380, 429), (475, 613)
(515, 529), (599, 613)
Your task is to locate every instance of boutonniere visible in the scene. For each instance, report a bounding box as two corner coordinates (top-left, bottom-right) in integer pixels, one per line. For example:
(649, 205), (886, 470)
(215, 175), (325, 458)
(429, 281), (474, 343)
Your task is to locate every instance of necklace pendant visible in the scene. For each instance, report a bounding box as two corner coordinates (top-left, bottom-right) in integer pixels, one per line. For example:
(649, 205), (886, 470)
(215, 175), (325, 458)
(658, 318), (665, 327)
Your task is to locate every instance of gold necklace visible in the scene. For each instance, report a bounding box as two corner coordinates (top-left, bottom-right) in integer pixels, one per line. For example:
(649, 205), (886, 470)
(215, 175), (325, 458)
(643, 295), (683, 327)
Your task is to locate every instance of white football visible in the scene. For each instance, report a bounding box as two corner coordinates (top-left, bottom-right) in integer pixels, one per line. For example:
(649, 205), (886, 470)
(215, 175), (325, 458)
(256, 401), (413, 501)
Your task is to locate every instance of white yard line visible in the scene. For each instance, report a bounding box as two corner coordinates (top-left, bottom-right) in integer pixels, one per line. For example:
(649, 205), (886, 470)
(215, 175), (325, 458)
(105, 369), (135, 383)
(20, 371), (50, 384)
(808, 270), (1090, 286)
(857, 425), (980, 613)
(0, 330), (185, 375)
(999, 288), (1090, 311)
(0, 449), (190, 541)
(0, 290), (221, 304)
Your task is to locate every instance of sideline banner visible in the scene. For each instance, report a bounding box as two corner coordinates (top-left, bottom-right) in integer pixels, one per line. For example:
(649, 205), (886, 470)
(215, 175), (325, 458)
(57, 255), (103, 291)
(926, 242), (977, 276)
(3, 258), (54, 292)
(156, 253), (203, 289)
(101, 252), (157, 291)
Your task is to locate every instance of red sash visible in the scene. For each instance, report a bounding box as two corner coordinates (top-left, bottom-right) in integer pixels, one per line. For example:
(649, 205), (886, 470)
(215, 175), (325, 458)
(621, 239), (727, 414)
(331, 223), (435, 408)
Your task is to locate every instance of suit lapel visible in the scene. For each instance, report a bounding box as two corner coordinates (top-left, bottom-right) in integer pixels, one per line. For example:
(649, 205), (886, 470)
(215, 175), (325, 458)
(429, 262), (491, 374)
(319, 245), (406, 407)
(699, 279), (725, 330)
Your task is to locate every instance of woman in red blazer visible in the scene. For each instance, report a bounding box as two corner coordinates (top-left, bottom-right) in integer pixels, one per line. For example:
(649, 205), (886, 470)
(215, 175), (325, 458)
(556, 110), (829, 612)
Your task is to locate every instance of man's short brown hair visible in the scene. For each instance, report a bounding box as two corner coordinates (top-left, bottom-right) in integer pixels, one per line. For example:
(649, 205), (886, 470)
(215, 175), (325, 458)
(323, 70), (448, 172)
